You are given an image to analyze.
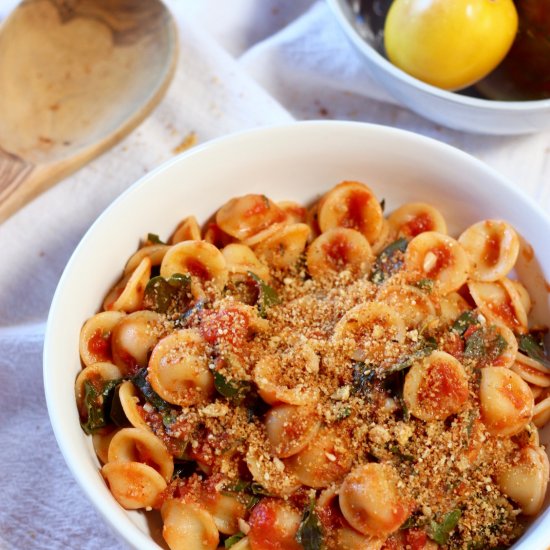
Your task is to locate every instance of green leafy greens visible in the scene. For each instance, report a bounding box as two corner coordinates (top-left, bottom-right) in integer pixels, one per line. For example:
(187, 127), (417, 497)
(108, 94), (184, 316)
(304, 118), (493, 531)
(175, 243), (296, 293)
(370, 238), (408, 284)
(429, 509), (462, 545)
(295, 499), (324, 550)
(143, 273), (191, 314)
(80, 379), (120, 434)
(247, 271), (281, 317)
(518, 333), (550, 370)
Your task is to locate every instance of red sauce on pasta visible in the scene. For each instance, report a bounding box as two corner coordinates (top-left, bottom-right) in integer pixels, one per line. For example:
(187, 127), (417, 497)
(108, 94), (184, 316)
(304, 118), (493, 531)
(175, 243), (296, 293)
(185, 258), (211, 280)
(483, 232), (501, 267)
(426, 245), (452, 277)
(199, 307), (250, 347)
(344, 190), (371, 233)
(489, 298), (520, 329)
(248, 500), (302, 550)
(323, 235), (352, 267)
(418, 361), (468, 415)
(87, 329), (111, 361)
(403, 212), (433, 237)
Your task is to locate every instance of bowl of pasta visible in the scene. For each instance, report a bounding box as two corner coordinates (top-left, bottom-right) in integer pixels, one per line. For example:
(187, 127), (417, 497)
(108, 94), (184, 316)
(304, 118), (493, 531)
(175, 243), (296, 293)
(44, 120), (550, 550)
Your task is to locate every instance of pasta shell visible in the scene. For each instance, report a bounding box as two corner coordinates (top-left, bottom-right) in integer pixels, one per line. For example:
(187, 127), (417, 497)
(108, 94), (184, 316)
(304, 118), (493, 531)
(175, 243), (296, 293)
(104, 257), (151, 312)
(339, 463), (412, 537)
(160, 240), (228, 294)
(170, 215), (201, 244)
(388, 202), (447, 238)
(161, 499), (219, 550)
(148, 328), (214, 407)
(318, 181), (383, 244)
(107, 427), (173, 481)
(79, 311), (125, 368)
(479, 366), (534, 437)
(102, 461), (167, 510)
(458, 220), (519, 282)
(254, 223), (310, 269)
(405, 232), (470, 295)
(403, 351), (469, 422)
(307, 227), (374, 279)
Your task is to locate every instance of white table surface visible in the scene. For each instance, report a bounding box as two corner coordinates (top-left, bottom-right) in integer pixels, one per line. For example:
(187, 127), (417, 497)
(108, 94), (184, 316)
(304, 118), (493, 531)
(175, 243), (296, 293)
(1, 1), (549, 549)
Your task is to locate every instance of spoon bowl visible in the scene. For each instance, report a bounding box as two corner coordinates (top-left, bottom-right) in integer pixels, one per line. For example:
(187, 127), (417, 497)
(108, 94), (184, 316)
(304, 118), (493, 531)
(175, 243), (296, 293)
(0, 0), (178, 222)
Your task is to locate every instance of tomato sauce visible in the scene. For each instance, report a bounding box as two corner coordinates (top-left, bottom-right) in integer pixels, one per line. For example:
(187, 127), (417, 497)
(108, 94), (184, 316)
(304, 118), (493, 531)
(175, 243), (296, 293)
(245, 195), (271, 218)
(418, 361), (468, 413)
(426, 245), (452, 277)
(323, 235), (352, 268)
(498, 381), (528, 411)
(344, 190), (370, 233)
(483, 231), (501, 267)
(185, 258), (211, 280)
(404, 212), (433, 237)
(404, 528), (429, 550)
(489, 298), (520, 329)
(199, 307), (250, 347)
(248, 499), (302, 550)
(87, 329), (111, 361)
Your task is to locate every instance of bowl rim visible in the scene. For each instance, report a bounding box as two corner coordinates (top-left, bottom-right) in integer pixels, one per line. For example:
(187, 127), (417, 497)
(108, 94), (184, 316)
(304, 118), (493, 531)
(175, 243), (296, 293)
(326, 0), (550, 111)
(43, 120), (550, 550)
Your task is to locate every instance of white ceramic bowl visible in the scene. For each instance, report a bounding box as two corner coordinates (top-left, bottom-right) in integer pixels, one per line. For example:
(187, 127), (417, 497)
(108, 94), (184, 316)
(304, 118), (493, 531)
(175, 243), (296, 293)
(326, 0), (550, 135)
(44, 121), (550, 549)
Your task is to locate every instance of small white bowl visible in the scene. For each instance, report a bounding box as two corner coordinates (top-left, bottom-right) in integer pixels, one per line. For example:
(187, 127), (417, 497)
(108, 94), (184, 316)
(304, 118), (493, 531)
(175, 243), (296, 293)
(327, 0), (550, 135)
(44, 121), (550, 549)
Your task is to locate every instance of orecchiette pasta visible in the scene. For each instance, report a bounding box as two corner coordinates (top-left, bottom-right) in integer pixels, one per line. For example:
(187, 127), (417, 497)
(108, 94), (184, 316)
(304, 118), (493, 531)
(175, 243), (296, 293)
(479, 367), (534, 436)
(468, 278), (528, 334)
(405, 231), (470, 294)
(388, 202), (447, 238)
(306, 227), (374, 279)
(317, 181), (383, 244)
(107, 427), (174, 481)
(458, 220), (519, 282)
(170, 215), (202, 244)
(497, 445), (549, 515)
(222, 243), (270, 282)
(339, 463), (412, 537)
(160, 240), (228, 295)
(161, 499), (219, 550)
(76, 180), (549, 550)
(148, 329), (214, 407)
(79, 311), (125, 367)
(110, 310), (165, 375)
(104, 256), (151, 312)
(403, 351), (469, 421)
(102, 461), (167, 509)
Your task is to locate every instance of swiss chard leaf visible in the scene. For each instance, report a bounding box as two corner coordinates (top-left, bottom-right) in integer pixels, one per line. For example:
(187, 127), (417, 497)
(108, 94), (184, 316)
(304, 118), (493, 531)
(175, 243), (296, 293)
(224, 533), (245, 548)
(518, 333), (550, 370)
(295, 499), (324, 550)
(213, 370), (252, 402)
(369, 238), (408, 284)
(80, 379), (120, 434)
(132, 368), (172, 413)
(452, 310), (479, 335)
(147, 233), (166, 245)
(222, 480), (272, 510)
(429, 509), (462, 545)
(247, 271), (280, 317)
(143, 273), (191, 314)
(352, 362), (376, 395)
(415, 278), (434, 292)
(385, 336), (437, 374)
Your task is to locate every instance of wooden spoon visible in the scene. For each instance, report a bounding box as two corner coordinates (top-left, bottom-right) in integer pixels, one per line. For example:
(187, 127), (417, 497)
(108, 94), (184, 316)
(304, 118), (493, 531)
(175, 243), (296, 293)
(0, 0), (178, 222)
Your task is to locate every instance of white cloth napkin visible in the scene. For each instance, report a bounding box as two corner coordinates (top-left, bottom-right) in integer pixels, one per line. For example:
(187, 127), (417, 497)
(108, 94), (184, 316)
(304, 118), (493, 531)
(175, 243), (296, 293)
(1, 1), (550, 549)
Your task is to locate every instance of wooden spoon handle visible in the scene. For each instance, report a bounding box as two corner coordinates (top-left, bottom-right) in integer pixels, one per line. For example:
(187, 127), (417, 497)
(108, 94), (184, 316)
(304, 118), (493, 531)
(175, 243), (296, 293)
(0, 149), (43, 223)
